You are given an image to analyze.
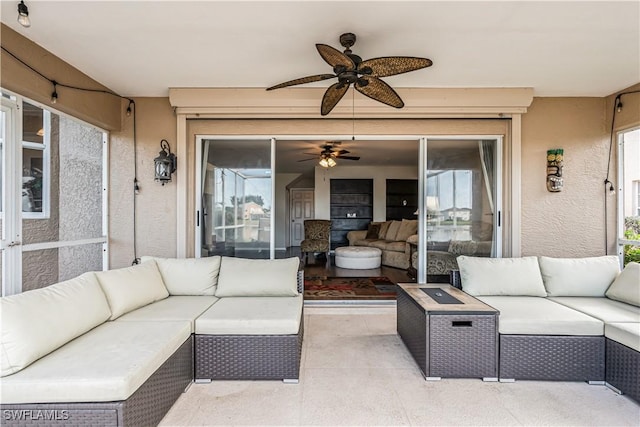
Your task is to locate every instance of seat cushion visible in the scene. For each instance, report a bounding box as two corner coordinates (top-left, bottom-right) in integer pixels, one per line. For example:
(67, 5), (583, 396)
(457, 256), (547, 297)
(116, 296), (219, 332)
(605, 322), (640, 352)
(539, 255), (620, 297)
(195, 295), (303, 335)
(1, 273), (111, 377)
(548, 297), (640, 323)
(140, 256), (221, 296)
(95, 260), (169, 320)
(477, 296), (604, 336)
(605, 262), (640, 307)
(0, 321), (190, 404)
(215, 257), (299, 297)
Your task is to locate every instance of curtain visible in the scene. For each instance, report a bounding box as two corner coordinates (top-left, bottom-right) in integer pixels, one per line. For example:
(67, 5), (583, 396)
(478, 140), (495, 256)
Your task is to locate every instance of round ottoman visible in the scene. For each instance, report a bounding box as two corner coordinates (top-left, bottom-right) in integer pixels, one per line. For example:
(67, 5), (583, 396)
(335, 246), (382, 269)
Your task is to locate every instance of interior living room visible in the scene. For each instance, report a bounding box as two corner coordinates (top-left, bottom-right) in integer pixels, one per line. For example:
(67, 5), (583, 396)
(1, 1), (639, 426)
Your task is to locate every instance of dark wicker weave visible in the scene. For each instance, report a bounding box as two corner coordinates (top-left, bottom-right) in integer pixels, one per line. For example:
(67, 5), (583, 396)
(449, 270), (462, 289)
(0, 336), (193, 427)
(499, 335), (604, 381)
(195, 320), (303, 381)
(606, 338), (640, 404)
(396, 287), (498, 379)
(297, 270), (304, 294)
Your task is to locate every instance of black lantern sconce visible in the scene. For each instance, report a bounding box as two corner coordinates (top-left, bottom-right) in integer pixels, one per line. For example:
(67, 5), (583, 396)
(154, 139), (177, 185)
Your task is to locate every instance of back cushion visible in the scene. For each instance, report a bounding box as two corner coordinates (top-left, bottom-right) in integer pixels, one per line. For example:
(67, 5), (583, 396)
(378, 221), (392, 239)
(1, 273), (111, 376)
(384, 221), (402, 241)
(95, 260), (169, 320)
(395, 219), (418, 241)
(605, 262), (639, 307)
(539, 256), (620, 297)
(458, 256), (547, 296)
(215, 257), (300, 297)
(140, 256), (221, 295)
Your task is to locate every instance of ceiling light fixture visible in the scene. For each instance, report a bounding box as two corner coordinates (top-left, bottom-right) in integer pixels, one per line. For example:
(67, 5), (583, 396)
(17, 1), (30, 28)
(319, 156), (336, 168)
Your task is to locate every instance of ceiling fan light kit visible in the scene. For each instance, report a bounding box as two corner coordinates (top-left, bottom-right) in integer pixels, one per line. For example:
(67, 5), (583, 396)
(267, 32), (432, 115)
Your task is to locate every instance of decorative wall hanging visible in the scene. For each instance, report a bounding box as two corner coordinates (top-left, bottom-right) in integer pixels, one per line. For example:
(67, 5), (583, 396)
(546, 149), (564, 192)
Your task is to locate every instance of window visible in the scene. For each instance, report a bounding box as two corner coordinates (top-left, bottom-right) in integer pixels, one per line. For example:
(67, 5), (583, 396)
(22, 102), (49, 218)
(618, 128), (640, 266)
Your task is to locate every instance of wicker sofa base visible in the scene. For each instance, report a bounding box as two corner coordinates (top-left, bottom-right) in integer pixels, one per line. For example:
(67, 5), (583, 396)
(499, 335), (605, 381)
(606, 338), (640, 403)
(195, 322), (303, 381)
(0, 336), (193, 427)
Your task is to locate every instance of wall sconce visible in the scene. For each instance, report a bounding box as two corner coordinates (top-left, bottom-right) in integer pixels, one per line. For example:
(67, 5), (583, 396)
(546, 149), (563, 192)
(154, 139), (177, 185)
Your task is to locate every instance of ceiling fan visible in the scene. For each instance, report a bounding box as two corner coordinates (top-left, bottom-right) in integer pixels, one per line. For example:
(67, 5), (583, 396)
(299, 142), (360, 168)
(266, 32), (433, 116)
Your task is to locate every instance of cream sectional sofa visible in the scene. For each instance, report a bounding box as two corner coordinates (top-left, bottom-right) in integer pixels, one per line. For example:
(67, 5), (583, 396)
(0, 256), (303, 426)
(454, 256), (639, 403)
(347, 219), (418, 269)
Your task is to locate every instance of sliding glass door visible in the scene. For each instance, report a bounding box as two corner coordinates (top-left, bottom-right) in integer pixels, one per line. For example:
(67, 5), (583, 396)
(422, 137), (502, 280)
(197, 138), (274, 259)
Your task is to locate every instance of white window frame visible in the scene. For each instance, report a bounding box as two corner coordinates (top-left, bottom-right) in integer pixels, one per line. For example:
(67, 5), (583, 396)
(616, 127), (640, 265)
(21, 103), (50, 220)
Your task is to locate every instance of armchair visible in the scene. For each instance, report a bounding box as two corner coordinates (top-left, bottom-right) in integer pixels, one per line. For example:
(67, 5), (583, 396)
(300, 220), (331, 265)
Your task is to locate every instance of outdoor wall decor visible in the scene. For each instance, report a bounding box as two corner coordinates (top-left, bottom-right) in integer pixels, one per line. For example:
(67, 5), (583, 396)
(546, 149), (564, 192)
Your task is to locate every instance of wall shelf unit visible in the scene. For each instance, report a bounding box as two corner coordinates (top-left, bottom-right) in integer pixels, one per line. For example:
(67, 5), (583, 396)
(386, 179), (418, 220)
(329, 179), (373, 250)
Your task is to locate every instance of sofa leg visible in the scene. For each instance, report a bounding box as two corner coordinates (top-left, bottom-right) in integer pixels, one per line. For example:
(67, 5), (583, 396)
(499, 378), (516, 383)
(482, 377), (499, 382)
(183, 381), (194, 392)
(605, 382), (623, 394)
(283, 379), (299, 384)
(195, 378), (212, 384)
(588, 380), (605, 385)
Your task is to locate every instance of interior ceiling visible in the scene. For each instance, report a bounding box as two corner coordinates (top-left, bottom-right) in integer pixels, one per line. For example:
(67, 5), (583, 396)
(1, 1), (638, 98)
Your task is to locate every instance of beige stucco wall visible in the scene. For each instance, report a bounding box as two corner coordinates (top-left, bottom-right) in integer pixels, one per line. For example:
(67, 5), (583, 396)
(109, 98), (177, 268)
(521, 97), (612, 257)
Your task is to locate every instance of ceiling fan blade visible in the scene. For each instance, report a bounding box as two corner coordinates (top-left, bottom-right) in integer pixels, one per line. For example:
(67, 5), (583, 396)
(334, 149), (350, 155)
(321, 82), (349, 116)
(297, 158), (319, 162)
(316, 44), (355, 69)
(355, 77), (404, 108)
(336, 155), (360, 160)
(266, 74), (335, 91)
(358, 57), (433, 77)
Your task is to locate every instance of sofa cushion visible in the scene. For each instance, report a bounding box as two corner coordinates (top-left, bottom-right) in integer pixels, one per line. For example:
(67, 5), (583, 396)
(548, 297), (640, 323)
(195, 295), (303, 335)
(140, 256), (221, 296)
(605, 322), (640, 352)
(378, 220), (392, 239)
(457, 256), (547, 296)
(395, 219), (418, 241)
(116, 296), (219, 332)
(214, 257), (299, 297)
(0, 273), (111, 377)
(605, 262), (640, 307)
(477, 296), (604, 335)
(95, 260), (169, 320)
(384, 220), (402, 241)
(0, 321), (190, 404)
(539, 255), (620, 297)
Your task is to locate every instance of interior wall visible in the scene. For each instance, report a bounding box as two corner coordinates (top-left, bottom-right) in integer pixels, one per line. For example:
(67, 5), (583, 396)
(521, 97), (611, 257)
(275, 173), (302, 249)
(109, 97), (177, 268)
(0, 24), (121, 131)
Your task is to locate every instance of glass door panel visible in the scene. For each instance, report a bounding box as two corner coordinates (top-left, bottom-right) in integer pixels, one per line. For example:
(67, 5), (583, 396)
(200, 139), (273, 259)
(425, 138), (501, 278)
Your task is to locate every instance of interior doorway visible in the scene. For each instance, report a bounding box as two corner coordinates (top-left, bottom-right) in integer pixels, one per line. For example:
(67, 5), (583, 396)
(289, 189), (314, 247)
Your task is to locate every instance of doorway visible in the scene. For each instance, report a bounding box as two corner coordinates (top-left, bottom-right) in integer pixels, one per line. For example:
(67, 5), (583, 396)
(289, 189), (314, 247)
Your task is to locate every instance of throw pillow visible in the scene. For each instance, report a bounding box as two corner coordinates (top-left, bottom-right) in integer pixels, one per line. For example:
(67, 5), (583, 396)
(539, 255), (620, 297)
(605, 262), (639, 307)
(365, 222), (381, 240)
(378, 220), (392, 240)
(140, 255), (221, 296)
(458, 256), (547, 297)
(395, 219), (418, 241)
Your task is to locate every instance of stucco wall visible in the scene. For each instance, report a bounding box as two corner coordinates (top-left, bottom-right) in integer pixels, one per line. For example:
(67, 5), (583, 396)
(521, 97), (611, 257)
(109, 98), (177, 268)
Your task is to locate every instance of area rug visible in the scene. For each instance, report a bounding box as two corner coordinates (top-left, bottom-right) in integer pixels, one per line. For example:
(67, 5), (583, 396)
(304, 276), (396, 300)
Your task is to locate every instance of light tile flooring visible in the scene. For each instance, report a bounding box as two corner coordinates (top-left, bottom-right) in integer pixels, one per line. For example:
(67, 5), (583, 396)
(160, 306), (640, 426)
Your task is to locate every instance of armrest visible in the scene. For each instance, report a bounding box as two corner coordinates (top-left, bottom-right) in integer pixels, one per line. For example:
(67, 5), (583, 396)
(346, 230), (368, 245)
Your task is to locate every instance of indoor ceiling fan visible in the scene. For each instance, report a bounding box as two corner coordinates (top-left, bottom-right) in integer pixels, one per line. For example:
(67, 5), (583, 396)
(266, 32), (433, 116)
(299, 142), (360, 168)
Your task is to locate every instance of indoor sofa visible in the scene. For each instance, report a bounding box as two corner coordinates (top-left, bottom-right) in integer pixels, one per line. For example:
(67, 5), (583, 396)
(0, 256), (304, 426)
(453, 256), (639, 403)
(347, 219), (418, 269)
